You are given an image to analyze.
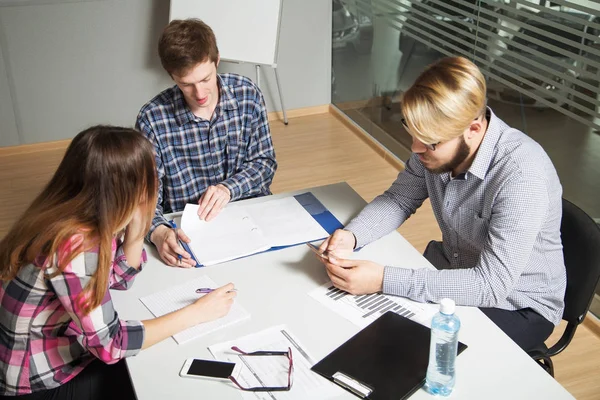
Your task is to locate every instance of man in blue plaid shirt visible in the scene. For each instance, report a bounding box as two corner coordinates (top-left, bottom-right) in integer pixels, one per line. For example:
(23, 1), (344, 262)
(136, 19), (277, 268)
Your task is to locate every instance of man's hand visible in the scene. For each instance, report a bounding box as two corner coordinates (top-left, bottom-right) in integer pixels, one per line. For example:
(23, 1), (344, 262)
(198, 184), (231, 221)
(319, 255), (384, 295)
(319, 229), (357, 258)
(150, 225), (196, 268)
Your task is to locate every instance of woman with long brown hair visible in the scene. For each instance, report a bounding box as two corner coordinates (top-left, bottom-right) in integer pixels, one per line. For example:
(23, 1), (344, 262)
(0, 126), (236, 399)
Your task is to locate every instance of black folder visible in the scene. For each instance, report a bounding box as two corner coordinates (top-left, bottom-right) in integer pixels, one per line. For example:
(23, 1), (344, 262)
(311, 311), (468, 400)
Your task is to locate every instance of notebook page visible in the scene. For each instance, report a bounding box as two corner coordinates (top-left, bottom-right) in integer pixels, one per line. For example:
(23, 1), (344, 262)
(139, 276), (250, 344)
(181, 204), (271, 265)
(245, 197), (329, 248)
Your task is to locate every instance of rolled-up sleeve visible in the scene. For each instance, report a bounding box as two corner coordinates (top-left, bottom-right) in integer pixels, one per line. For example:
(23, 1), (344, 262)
(110, 241), (146, 290)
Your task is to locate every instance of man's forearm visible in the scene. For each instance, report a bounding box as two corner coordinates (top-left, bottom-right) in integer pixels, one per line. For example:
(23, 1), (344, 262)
(221, 159), (276, 201)
(147, 213), (170, 243)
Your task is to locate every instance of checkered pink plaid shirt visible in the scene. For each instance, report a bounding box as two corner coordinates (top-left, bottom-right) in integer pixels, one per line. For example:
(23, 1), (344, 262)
(0, 236), (145, 395)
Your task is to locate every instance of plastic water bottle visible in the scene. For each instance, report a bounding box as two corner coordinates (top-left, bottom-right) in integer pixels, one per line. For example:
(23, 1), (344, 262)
(425, 298), (460, 396)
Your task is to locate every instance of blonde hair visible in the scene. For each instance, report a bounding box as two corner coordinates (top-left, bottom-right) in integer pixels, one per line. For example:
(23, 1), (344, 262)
(401, 57), (487, 144)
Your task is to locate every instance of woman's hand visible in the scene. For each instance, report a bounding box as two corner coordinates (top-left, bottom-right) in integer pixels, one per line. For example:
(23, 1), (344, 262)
(186, 283), (237, 325)
(141, 283), (237, 350)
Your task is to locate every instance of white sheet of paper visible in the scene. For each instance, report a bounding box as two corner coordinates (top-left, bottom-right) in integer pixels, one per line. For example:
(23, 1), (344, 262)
(209, 325), (343, 400)
(309, 282), (438, 328)
(179, 195), (330, 265)
(245, 197), (329, 248)
(139, 276), (249, 344)
(181, 204), (271, 265)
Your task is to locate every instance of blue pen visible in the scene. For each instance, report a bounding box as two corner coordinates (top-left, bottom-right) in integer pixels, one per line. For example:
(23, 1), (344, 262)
(168, 221), (184, 262)
(168, 220), (199, 266)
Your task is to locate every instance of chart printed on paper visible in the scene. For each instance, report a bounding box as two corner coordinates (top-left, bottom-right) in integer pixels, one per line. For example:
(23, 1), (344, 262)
(309, 282), (437, 328)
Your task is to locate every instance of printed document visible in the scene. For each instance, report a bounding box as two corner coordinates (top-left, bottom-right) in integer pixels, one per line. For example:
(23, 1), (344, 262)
(181, 195), (328, 266)
(309, 282), (438, 328)
(209, 325), (343, 400)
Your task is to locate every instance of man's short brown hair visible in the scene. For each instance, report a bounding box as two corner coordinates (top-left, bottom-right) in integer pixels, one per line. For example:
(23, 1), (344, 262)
(158, 19), (219, 76)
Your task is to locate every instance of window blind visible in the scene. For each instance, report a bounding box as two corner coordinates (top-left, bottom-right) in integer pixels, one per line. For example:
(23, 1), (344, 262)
(351, 0), (600, 131)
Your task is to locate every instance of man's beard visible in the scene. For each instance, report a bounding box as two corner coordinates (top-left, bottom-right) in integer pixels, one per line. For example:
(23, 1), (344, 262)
(426, 136), (471, 175)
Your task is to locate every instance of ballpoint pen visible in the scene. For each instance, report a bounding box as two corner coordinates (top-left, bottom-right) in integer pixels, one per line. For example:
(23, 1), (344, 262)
(196, 288), (238, 294)
(168, 220), (183, 263)
(168, 220), (199, 266)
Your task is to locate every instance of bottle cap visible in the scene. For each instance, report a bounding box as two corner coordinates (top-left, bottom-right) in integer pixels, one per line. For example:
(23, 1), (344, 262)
(440, 298), (455, 315)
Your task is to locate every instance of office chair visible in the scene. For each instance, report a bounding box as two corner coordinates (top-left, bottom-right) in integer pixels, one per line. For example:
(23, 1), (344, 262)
(528, 198), (600, 377)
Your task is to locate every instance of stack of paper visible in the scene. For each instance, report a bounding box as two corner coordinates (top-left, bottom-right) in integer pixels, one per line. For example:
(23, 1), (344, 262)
(181, 194), (330, 266)
(181, 206), (271, 266)
(208, 325), (343, 400)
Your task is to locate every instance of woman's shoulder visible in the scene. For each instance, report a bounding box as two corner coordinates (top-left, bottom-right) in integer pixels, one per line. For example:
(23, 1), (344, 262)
(45, 234), (117, 277)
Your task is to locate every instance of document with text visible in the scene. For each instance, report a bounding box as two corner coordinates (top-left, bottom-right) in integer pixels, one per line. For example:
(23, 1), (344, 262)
(181, 194), (329, 266)
(209, 325), (343, 400)
(309, 282), (438, 328)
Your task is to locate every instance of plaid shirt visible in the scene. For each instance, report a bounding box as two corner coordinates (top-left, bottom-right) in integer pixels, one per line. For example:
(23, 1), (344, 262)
(136, 73), (277, 239)
(346, 108), (566, 325)
(0, 236), (145, 395)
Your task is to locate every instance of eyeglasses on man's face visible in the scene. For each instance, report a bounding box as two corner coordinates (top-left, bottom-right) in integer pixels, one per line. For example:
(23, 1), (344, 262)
(228, 346), (294, 392)
(401, 110), (487, 152)
(401, 118), (440, 151)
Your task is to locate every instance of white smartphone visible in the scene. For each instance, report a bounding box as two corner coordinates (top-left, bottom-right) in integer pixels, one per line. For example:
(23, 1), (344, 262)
(179, 358), (238, 380)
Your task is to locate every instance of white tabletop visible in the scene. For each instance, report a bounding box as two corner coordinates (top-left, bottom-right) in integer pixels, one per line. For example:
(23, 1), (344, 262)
(111, 182), (573, 400)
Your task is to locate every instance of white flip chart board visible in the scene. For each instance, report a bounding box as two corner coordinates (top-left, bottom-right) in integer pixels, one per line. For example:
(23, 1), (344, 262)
(169, 0), (283, 66)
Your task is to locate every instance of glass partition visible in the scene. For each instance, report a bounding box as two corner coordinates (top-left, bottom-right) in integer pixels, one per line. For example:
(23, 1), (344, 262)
(332, 0), (600, 317)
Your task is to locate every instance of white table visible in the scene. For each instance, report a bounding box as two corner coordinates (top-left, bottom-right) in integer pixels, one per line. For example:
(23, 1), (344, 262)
(112, 183), (573, 400)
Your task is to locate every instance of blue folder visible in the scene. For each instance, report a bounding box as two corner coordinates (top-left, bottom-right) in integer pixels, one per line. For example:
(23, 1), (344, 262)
(268, 192), (344, 251)
(181, 192), (343, 267)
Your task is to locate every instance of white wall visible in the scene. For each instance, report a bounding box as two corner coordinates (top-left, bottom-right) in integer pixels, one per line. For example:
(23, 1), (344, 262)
(0, 0), (332, 146)
(0, 25), (19, 147)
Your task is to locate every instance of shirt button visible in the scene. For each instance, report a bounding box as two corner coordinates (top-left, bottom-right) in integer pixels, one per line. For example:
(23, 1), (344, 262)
(453, 253), (458, 258)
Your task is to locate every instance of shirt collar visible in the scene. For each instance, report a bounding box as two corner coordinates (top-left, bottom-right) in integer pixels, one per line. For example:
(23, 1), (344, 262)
(172, 88), (194, 126)
(465, 107), (502, 180)
(217, 74), (238, 112)
(173, 74), (238, 126)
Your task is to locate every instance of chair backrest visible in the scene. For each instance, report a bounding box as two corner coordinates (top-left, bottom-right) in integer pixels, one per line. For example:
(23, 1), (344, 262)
(561, 198), (600, 325)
